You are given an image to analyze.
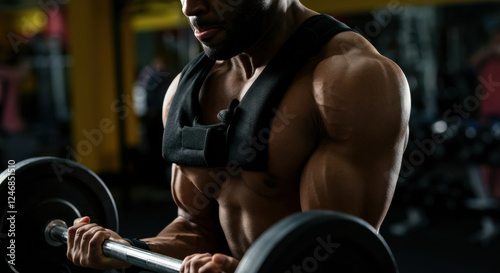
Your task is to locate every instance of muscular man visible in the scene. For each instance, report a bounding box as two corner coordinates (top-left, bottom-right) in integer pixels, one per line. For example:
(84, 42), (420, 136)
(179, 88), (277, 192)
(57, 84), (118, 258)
(66, 1), (411, 272)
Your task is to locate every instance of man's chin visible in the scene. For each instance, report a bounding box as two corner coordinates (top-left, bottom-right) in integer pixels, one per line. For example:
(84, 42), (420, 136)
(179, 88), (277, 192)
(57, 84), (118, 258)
(202, 44), (241, 61)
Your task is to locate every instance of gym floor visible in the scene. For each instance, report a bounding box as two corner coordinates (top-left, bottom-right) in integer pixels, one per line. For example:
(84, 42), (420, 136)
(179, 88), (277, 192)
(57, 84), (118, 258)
(106, 180), (500, 273)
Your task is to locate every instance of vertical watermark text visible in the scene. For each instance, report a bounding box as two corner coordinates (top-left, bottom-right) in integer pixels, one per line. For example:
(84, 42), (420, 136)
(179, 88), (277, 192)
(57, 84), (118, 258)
(5, 160), (17, 266)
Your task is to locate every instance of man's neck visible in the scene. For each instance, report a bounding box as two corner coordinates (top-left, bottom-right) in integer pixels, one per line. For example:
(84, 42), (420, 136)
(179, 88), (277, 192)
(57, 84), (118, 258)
(230, 2), (317, 80)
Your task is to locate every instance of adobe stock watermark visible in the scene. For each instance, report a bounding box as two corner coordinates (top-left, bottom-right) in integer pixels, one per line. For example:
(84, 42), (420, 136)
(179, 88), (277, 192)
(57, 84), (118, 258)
(51, 65), (172, 180)
(5, 160), (17, 267)
(191, 107), (297, 213)
(393, 73), (500, 182)
(133, 65), (172, 116)
(213, 0), (243, 21)
(137, 65), (172, 91)
(51, 94), (132, 182)
(51, 116), (118, 182)
(354, 0), (405, 39)
(284, 234), (341, 273)
(52, 97), (135, 182)
(339, 0), (405, 63)
(7, 0), (70, 53)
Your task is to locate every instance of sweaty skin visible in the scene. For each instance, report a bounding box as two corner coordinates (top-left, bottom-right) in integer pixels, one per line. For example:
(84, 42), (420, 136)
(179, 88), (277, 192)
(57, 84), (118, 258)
(66, 1), (410, 272)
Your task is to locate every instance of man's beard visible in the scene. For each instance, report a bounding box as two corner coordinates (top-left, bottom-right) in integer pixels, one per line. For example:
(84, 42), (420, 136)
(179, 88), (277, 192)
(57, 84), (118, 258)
(199, 1), (267, 60)
(201, 35), (247, 60)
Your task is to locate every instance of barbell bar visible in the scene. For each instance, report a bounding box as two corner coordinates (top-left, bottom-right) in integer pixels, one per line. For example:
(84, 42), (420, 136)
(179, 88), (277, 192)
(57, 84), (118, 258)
(44, 219), (182, 273)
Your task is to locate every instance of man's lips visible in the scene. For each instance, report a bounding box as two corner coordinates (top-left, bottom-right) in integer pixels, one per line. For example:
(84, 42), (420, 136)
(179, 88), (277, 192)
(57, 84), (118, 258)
(194, 26), (222, 40)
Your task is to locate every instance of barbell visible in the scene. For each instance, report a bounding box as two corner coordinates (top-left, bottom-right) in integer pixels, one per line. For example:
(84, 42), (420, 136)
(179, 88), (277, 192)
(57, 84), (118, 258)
(1, 157), (399, 273)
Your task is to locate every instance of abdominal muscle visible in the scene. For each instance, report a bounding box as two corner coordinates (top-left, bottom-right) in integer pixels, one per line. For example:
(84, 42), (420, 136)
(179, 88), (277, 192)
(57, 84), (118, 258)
(177, 165), (302, 259)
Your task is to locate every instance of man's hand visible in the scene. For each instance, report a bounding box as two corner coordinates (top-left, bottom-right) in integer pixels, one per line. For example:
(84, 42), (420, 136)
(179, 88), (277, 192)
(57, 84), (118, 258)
(66, 216), (132, 270)
(181, 253), (239, 273)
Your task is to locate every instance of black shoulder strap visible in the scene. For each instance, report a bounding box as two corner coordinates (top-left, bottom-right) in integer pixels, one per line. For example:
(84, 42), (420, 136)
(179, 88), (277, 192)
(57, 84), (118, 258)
(163, 15), (353, 169)
(228, 15), (352, 170)
(162, 53), (216, 167)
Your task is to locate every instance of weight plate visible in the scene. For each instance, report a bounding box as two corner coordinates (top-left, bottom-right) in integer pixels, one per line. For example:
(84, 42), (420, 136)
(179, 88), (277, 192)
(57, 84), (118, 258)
(0, 157), (119, 273)
(237, 210), (398, 273)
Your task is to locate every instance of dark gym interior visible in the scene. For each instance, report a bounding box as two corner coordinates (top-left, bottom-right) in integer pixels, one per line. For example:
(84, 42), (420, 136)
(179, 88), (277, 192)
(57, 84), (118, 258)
(1, 0), (499, 272)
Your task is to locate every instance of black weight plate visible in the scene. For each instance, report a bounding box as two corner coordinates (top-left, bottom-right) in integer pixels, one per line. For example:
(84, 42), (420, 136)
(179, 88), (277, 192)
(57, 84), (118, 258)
(237, 210), (398, 273)
(0, 157), (119, 273)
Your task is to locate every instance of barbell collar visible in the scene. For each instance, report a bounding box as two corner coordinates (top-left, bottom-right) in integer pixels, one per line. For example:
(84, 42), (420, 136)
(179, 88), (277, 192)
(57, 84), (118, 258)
(45, 219), (68, 247)
(44, 220), (183, 273)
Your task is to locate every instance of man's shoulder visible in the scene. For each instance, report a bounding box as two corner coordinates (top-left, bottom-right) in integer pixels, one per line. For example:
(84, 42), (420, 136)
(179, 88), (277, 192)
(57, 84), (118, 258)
(309, 32), (411, 140)
(311, 31), (408, 100)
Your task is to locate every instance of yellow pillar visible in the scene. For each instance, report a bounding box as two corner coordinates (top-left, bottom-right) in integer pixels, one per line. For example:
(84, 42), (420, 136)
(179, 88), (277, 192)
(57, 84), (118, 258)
(66, 0), (121, 172)
(121, 7), (140, 150)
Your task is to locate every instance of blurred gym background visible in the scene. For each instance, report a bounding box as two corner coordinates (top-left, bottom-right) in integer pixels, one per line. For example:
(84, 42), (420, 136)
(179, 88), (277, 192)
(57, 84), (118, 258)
(0, 0), (499, 272)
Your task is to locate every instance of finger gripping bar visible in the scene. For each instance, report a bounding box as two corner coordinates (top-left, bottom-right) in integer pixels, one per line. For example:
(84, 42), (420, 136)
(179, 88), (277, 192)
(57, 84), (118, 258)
(45, 220), (183, 273)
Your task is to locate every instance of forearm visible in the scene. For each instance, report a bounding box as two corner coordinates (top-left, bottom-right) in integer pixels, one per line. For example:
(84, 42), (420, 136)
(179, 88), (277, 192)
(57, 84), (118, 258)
(141, 216), (222, 260)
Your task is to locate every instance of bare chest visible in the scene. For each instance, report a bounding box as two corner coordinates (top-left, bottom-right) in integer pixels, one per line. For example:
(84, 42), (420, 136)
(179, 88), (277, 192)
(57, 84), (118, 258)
(180, 65), (320, 200)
